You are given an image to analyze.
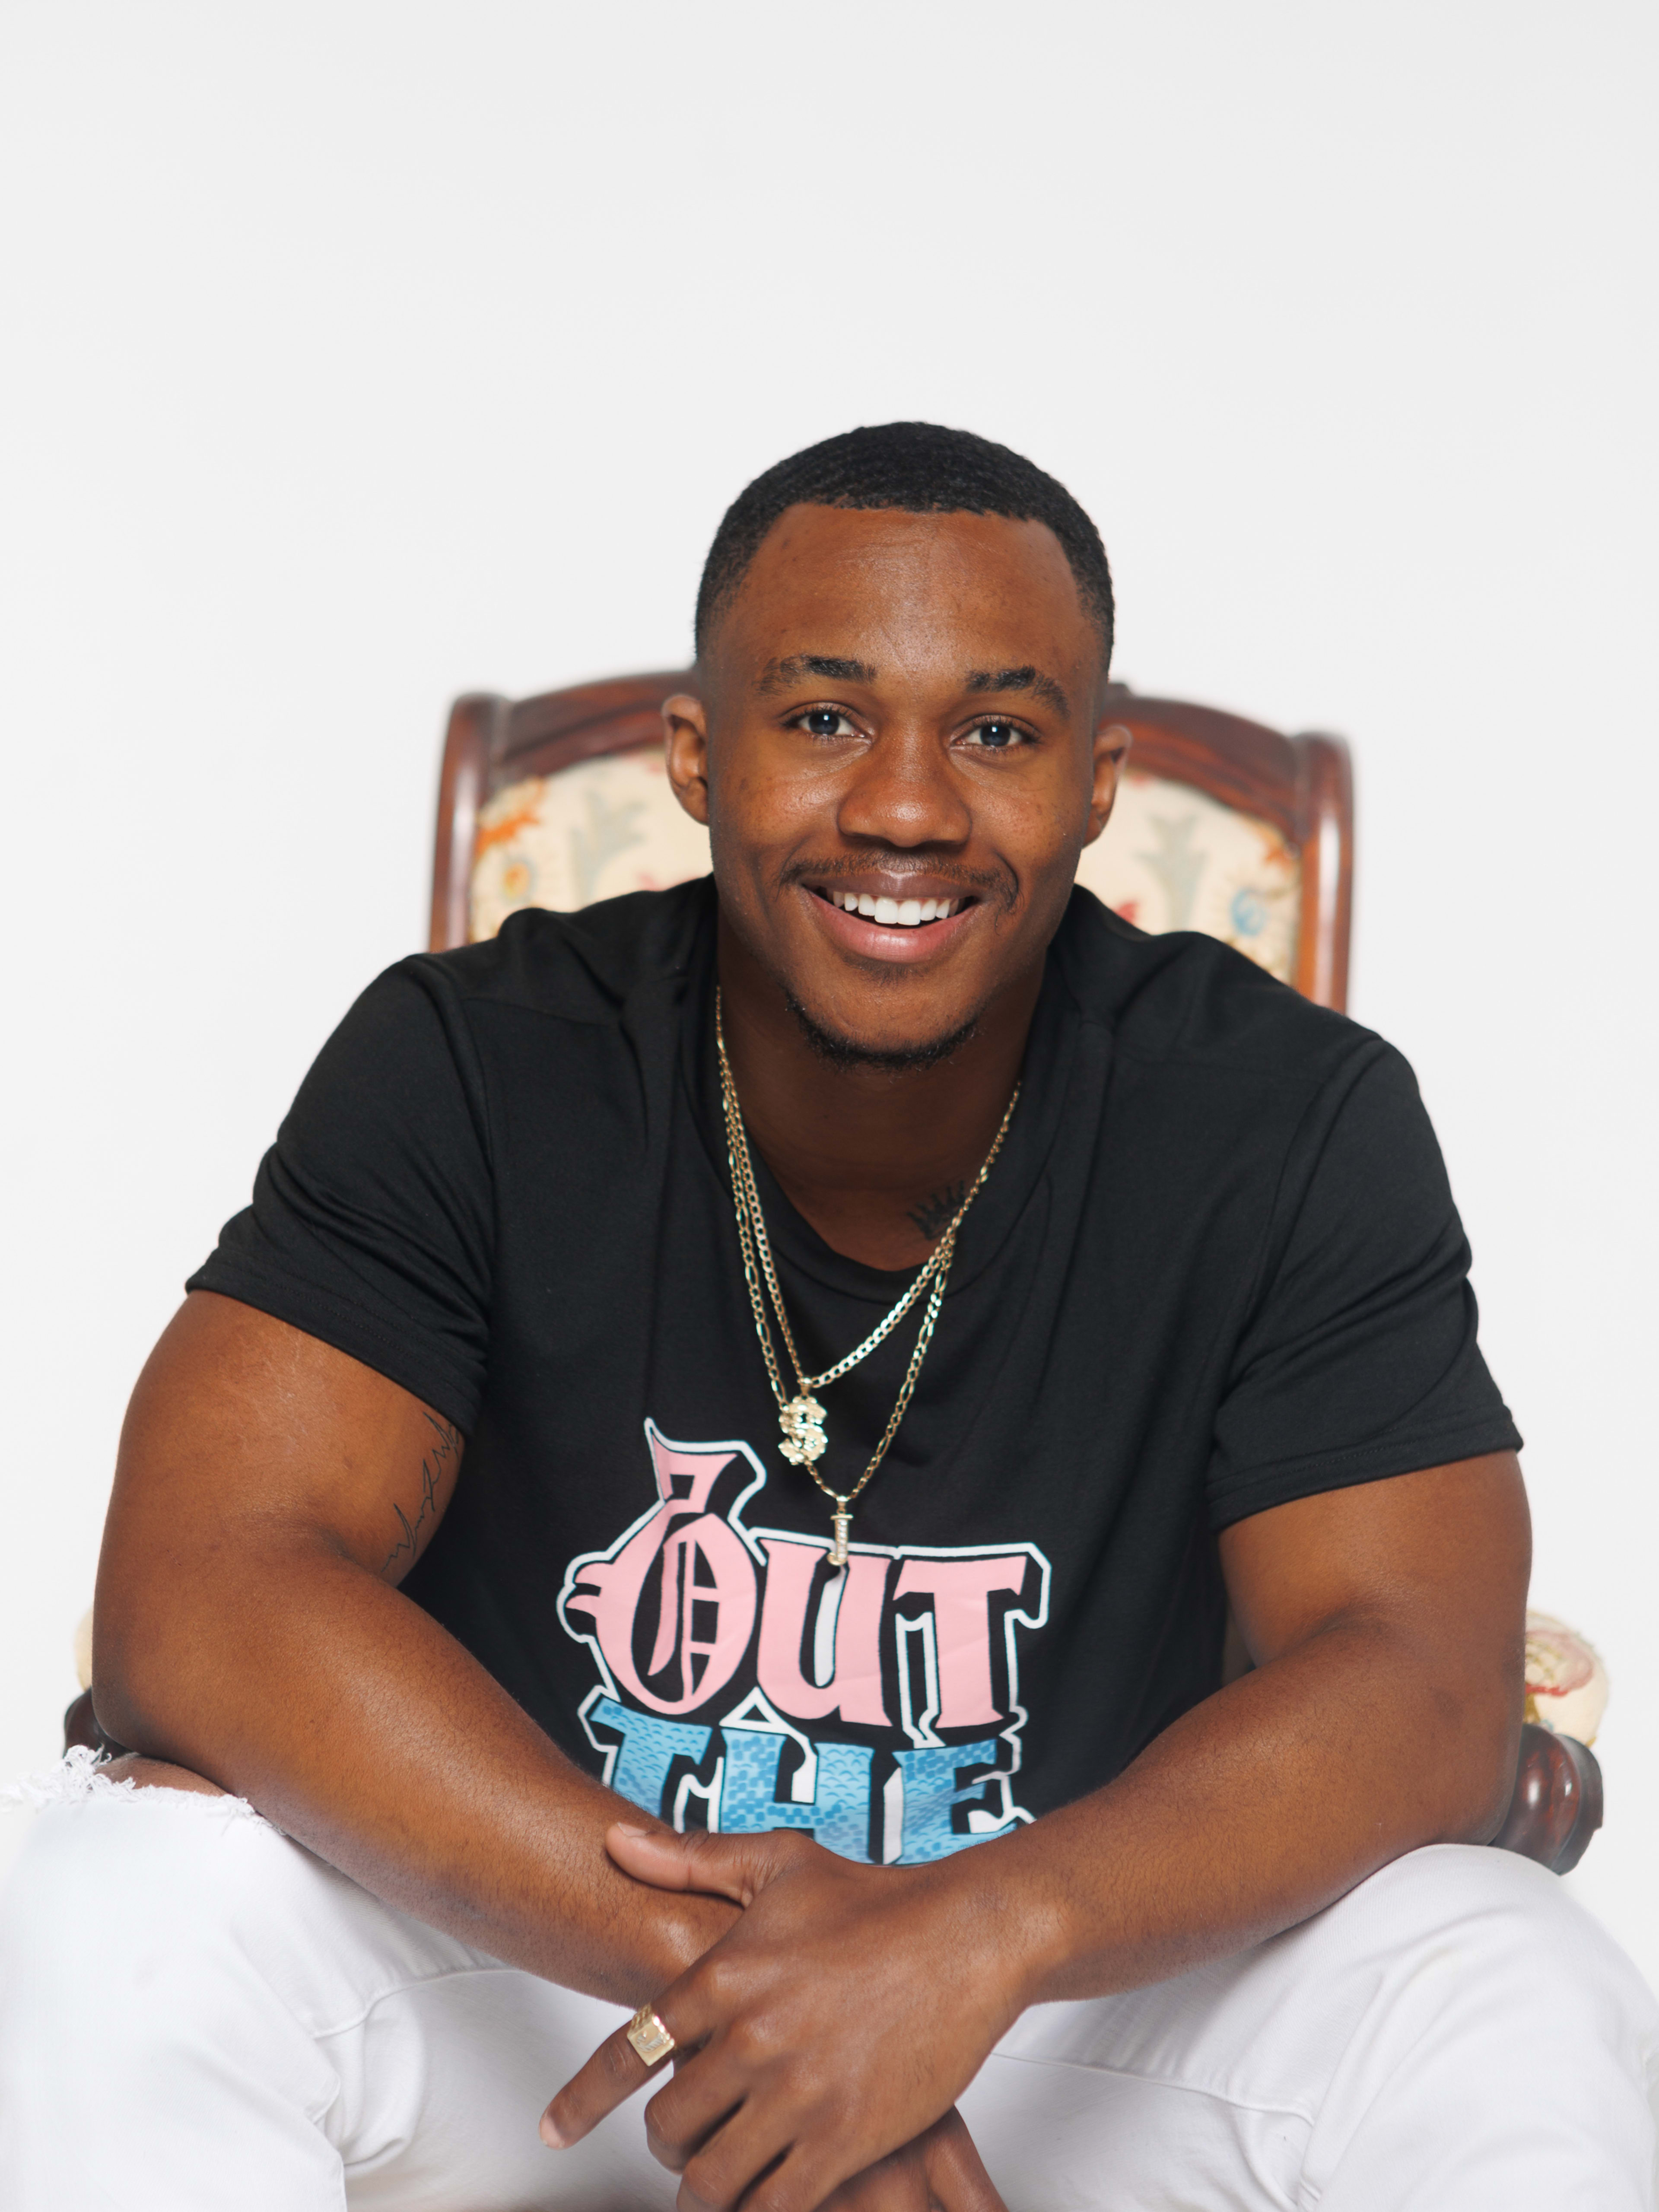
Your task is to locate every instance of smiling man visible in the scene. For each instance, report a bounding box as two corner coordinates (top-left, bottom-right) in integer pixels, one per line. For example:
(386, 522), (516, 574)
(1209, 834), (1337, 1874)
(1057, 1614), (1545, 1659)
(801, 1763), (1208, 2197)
(3, 424), (1654, 2212)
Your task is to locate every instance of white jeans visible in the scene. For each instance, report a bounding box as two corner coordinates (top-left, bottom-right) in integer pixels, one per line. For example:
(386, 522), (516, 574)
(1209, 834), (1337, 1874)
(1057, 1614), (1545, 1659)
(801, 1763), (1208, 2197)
(1, 1767), (1656, 2211)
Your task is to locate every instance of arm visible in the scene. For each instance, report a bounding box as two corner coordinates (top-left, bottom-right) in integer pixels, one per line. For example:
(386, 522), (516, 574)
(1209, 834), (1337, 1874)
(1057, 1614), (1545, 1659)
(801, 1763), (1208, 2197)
(989, 1446), (1530, 1997)
(547, 1450), (1529, 2208)
(95, 1289), (737, 2002)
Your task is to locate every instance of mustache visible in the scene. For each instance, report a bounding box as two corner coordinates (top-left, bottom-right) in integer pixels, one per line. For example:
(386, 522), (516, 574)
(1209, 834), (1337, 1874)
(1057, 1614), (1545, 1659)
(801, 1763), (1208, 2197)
(778, 856), (1019, 914)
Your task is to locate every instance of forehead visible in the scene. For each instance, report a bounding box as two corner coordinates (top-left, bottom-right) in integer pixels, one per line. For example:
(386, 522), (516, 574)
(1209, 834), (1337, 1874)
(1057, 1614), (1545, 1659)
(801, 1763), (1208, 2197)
(715, 504), (1096, 688)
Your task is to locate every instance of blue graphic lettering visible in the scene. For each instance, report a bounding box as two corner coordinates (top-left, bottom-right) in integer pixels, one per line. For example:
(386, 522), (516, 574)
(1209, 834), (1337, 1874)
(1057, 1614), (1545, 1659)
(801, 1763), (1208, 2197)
(587, 1694), (712, 1820)
(719, 1727), (875, 1862)
(891, 1739), (1007, 1862)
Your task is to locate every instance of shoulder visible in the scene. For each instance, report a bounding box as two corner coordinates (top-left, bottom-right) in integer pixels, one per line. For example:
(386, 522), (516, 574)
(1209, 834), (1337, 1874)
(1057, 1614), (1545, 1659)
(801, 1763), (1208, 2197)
(1056, 885), (1386, 1101)
(390, 877), (715, 1030)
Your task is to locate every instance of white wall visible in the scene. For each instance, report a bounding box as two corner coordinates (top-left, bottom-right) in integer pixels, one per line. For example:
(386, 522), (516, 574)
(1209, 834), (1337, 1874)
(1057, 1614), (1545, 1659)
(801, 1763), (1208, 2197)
(3, 1), (1656, 1975)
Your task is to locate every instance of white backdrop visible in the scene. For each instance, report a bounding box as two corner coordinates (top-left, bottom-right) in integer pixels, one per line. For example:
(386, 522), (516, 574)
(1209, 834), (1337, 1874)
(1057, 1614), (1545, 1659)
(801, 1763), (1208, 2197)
(3, 2), (1656, 1979)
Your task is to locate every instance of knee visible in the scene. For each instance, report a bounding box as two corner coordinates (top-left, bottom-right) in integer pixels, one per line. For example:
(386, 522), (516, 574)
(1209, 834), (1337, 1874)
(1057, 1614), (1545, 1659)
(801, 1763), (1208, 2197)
(1281, 1850), (1659, 2206)
(0, 1788), (346, 2175)
(0, 1780), (287, 2010)
(1360, 1840), (1612, 1951)
(1, 1782), (355, 2064)
(1338, 1844), (1658, 2057)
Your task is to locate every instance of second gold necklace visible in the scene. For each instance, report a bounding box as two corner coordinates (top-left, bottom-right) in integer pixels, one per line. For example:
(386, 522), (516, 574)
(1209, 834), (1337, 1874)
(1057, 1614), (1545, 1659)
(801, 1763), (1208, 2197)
(715, 989), (1019, 1565)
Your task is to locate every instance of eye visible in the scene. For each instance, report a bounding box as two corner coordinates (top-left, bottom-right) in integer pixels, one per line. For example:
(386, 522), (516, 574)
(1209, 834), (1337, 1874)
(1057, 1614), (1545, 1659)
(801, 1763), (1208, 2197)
(957, 718), (1031, 751)
(795, 706), (858, 739)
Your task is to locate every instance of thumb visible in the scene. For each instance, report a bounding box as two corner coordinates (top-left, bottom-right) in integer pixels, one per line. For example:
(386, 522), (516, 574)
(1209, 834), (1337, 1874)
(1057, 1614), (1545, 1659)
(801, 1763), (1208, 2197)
(605, 1820), (797, 1905)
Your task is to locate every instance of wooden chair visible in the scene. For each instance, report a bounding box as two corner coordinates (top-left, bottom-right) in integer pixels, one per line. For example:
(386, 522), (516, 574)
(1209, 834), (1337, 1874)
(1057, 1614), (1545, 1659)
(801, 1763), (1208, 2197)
(61, 673), (1603, 1876)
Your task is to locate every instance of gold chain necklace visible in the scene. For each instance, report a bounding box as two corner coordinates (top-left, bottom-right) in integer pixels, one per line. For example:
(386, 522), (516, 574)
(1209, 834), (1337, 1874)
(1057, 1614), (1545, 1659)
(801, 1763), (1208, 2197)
(715, 988), (1020, 1566)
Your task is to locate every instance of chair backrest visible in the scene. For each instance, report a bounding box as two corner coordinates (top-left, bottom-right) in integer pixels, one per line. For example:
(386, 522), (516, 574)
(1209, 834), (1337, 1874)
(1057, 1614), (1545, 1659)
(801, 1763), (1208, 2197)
(430, 674), (1354, 1009)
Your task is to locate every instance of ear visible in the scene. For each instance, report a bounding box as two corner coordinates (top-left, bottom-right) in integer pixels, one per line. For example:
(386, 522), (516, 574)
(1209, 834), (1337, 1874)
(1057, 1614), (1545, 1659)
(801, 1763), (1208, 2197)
(663, 692), (711, 826)
(1081, 718), (1132, 849)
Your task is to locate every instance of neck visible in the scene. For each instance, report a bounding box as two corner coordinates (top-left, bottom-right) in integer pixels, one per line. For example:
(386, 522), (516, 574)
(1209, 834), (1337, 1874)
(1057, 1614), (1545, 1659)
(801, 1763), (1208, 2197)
(715, 913), (1042, 1272)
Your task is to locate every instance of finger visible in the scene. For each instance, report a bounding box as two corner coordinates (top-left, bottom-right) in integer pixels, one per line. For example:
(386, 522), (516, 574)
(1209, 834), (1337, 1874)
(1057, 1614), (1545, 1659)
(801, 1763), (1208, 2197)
(922, 2110), (1007, 2212)
(642, 2046), (751, 2174)
(542, 1996), (700, 2148)
(677, 2103), (797, 2212)
(818, 2113), (999, 2212)
(606, 1820), (804, 1906)
(818, 2144), (931, 2211)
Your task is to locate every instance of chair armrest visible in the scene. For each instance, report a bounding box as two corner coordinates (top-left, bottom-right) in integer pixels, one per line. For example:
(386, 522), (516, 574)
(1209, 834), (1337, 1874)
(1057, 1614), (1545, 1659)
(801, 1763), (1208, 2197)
(62, 1690), (129, 1761)
(1491, 1723), (1603, 1873)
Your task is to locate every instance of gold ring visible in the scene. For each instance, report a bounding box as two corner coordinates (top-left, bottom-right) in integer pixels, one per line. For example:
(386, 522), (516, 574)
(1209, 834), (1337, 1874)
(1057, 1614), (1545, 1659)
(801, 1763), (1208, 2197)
(626, 2003), (677, 2067)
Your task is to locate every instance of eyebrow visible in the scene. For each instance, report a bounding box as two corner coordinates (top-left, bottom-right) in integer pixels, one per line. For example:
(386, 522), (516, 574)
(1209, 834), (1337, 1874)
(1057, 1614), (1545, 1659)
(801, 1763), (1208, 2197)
(757, 654), (878, 693)
(966, 665), (1071, 716)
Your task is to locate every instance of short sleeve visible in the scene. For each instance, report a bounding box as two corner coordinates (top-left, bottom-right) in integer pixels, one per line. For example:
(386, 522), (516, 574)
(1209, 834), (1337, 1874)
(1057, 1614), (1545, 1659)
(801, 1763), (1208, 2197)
(1206, 1044), (1520, 1529)
(187, 961), (493, 1432)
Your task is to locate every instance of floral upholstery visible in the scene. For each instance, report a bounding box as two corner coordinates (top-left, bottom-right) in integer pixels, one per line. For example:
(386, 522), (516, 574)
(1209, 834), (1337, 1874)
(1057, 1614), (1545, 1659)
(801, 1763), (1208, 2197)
(469, 749), (711, 941)
(1524, 1612), (1608, 1745)
(1074, 769), (1299, 981)
(468, 750), (1303, 983)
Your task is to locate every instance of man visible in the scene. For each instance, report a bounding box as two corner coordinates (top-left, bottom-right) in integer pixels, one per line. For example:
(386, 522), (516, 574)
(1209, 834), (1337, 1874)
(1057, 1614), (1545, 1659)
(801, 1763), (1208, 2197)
(2, 423), (1653, 2210)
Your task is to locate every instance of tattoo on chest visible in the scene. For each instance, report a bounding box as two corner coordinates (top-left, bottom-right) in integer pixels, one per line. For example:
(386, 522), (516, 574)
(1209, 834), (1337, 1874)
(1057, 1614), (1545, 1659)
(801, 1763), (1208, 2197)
(381, 1413), (461, 1576)
(906, 1179), (969, 1244)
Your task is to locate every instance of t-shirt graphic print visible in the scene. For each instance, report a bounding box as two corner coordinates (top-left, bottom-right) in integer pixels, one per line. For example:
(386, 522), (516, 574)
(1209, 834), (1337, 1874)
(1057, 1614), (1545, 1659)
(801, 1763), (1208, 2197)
(560, 1422), (1049, 1863)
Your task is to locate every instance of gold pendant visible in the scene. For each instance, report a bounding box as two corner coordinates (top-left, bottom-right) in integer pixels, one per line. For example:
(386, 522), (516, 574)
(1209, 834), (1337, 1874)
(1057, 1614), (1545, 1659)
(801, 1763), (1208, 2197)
(829, 1509), (852, 1568)
(779, 1393), (828, 1467)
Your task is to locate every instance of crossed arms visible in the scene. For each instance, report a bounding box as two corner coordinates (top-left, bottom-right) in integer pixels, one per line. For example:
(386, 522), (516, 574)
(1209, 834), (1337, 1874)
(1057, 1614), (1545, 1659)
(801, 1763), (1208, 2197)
(96, 1290), (1529, 2211)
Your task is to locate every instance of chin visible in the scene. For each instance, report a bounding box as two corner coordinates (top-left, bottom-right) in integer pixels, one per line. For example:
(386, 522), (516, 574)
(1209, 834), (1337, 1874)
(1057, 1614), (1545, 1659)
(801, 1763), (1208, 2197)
(782, 988), (982, 1073)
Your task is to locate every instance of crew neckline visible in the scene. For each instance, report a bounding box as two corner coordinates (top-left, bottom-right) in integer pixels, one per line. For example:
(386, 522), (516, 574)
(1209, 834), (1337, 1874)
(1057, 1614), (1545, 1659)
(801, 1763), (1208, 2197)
(679, 903), (1089, 1306)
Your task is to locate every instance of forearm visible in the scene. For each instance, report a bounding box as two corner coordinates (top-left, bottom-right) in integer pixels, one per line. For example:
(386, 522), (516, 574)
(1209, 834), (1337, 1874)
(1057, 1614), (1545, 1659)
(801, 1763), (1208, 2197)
(968, 1607), (1519, 2010)
(96, 1535), (735, 2005)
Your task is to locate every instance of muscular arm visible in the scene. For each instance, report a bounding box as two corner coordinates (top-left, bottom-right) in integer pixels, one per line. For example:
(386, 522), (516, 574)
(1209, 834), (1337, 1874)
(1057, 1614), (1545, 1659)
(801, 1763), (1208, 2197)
(979, 1448), (1530, 1997)
(94, 1290), (737, 2003)
(547, 1451), (1531, 2206)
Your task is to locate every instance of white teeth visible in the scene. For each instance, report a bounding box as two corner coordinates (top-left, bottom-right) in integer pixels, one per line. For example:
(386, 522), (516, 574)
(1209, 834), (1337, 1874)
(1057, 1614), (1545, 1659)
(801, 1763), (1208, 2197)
(827, 890), (962, 925)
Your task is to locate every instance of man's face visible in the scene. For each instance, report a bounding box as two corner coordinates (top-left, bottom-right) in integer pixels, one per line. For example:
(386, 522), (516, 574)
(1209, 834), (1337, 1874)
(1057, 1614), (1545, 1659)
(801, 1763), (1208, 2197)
(666, 503), (1125, 1062)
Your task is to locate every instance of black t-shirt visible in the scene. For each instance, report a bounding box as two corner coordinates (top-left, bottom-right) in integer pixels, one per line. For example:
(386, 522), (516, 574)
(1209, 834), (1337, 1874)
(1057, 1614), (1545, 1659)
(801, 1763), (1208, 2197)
(189, 880), (1519, 1866)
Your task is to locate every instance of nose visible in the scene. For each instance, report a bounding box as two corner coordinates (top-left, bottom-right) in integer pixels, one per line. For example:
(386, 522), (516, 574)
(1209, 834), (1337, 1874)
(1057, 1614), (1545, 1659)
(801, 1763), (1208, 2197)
(834, 725), (972, 850)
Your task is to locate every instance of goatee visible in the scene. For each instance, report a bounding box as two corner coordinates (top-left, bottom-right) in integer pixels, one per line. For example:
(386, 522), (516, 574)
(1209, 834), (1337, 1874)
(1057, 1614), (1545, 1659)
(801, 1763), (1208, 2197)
(782, 992), (981, 1073)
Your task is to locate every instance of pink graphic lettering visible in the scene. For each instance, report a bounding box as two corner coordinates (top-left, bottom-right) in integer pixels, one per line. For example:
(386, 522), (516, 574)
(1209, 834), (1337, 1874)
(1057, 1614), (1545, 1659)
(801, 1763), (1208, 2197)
(564, 1431), (756, 1715)
(893, 1555), (1028, 1728)
(756, 1540), (891, 1726)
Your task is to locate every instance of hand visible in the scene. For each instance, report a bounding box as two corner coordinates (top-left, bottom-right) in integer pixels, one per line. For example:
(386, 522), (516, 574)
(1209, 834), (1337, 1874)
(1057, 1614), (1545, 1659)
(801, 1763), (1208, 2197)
(819, 2109), (1005, 2212)
(542, 1822), (1030, 2210)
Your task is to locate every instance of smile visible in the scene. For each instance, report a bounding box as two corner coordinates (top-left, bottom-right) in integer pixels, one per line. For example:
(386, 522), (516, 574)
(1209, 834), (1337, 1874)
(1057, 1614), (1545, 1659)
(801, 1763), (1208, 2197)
(821, 890), (966, 928)
(800, 882), (982, 966)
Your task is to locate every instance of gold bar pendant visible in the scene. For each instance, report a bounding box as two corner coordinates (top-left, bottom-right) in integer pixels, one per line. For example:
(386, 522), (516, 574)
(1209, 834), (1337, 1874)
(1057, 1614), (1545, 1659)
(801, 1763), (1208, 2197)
(829, 1510), (851, 1568)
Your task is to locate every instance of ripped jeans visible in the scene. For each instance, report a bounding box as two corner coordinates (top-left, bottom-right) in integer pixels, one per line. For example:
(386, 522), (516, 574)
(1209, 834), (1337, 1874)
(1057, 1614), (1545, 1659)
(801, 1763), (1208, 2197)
(1, 1752), (1657, 2210)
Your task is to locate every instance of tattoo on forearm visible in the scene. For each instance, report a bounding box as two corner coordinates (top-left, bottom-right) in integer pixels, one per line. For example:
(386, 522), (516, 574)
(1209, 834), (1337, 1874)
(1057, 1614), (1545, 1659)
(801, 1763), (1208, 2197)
(906, 1180), (969, 1243)
(381, 1413), (461, 1576)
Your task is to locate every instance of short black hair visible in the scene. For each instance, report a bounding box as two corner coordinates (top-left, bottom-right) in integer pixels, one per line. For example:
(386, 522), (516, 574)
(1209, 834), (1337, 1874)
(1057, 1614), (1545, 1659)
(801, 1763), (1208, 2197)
(694, 421), (1113, 668)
